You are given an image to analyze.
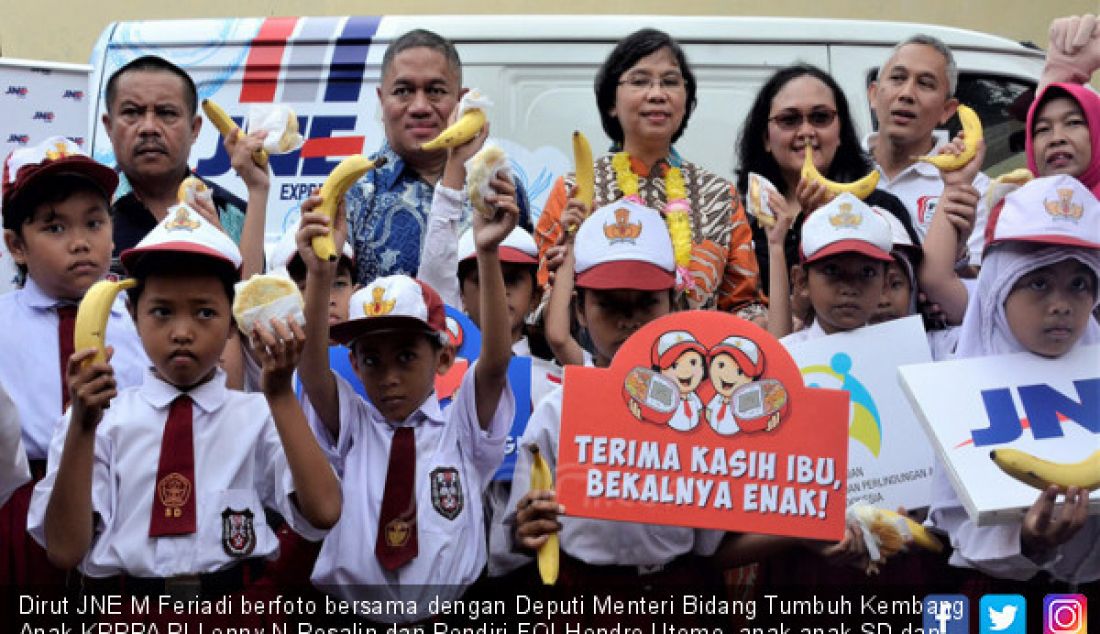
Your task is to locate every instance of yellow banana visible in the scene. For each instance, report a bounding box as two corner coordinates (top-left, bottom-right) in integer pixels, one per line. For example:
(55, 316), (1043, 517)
(572, 131), (594, 210)
(177, 176), (208, 204)
(990, 448), (1100, 492)
(915, 104), (983, 172)
(854, 505), (943, 554)
(311, 155), (387, 261)
(528, 444), (559, 585)
(801, 147), (880, 200)
(420, 108), (486, 152)
(201, 98), (268, 167)
(74, 279), (138, 367)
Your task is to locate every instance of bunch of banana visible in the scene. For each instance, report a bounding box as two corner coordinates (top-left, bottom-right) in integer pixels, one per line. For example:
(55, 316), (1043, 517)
(568, 131), (595, 234)
(421, 101), (487, 151)
(990, 448), (1100, 492)
(201, 98), (268, 167)
(74, 279), (138, 367)
(801, 147), (880, 200)
(528, 444), (559, 585)
(311, 155), (387, 261)
(915, 104), (983, 172)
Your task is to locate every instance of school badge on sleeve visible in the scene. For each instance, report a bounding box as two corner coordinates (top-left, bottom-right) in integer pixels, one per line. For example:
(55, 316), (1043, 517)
(221, 508), (257, 557)
(430, 467), (464, 520)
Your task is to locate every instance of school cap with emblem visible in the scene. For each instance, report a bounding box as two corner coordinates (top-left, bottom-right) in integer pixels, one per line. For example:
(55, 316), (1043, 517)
(799, 192), (893, 264)
(573, 198), (675, 291)
(707, 335), (764, 375)
(2, 136), (118, 218)
(651, 330), (706, 368)
(330, 274), (447, 345)
(986, 174), (1100, 250)
(267, 226), (354, 274)
(120, 203), (243, 274)
(457, 225), (538, 265)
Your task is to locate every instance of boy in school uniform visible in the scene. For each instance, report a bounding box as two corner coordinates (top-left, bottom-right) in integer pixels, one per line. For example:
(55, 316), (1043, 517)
(26, 206), (340, 603)
(293, 183), (516, 621)
(0, 137), (148, 587)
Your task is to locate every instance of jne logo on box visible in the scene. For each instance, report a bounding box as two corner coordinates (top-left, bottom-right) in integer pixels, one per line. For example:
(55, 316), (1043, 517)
(924, 595), (969, 634)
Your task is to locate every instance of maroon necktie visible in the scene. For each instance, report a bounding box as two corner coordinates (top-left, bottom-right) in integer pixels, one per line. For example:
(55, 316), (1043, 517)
(376, 426), (417, 570)
(149, 395), (197, 537)
(56, 305), (77, 411)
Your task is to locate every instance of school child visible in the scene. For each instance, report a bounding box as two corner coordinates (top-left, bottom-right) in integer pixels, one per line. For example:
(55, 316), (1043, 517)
(652, 330), (706, 432)
(0, 137), (148, 587)
(25, 205), (340, 614)
(293, 182), (516, 621)
(928, 174), (1100, 584)
(509, 199), (727, 624)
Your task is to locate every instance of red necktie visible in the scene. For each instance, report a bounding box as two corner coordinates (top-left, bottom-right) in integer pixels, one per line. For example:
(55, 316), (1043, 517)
(716, 398), (728, 421)
(682, 398), (692, 418)
(56, 305), (77, 411)
(376, 426), (417, 570)
(149, 395), (197, 537)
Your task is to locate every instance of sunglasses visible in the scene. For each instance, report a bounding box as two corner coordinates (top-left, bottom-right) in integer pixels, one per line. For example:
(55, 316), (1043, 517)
(768, 109), (838, 131)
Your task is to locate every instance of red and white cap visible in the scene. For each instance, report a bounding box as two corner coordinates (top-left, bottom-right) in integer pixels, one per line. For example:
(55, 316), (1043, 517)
(267, 225), (354, 273)
(986, 174), (1100, 250)
(120, 203), (242, 273)
(2, 136), (117, 214)
(800, 193), (892, 264)
(574, 198), (674, 290)
(707, 336), (763, 376)
(880, 208), (916, 251)
(651, 330), (706, 368)
(457, 225), (538, 265)
(330, 274), (446, 345)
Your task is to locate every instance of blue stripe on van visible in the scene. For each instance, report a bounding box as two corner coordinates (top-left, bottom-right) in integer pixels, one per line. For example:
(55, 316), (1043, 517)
(323, 16), (380, 103)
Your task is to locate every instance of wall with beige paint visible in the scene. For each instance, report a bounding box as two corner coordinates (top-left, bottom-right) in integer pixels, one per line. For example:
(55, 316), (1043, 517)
(1, 1), (1094, 65)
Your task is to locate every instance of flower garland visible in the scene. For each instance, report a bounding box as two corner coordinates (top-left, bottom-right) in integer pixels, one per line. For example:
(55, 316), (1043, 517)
(611, 152), (694, 290)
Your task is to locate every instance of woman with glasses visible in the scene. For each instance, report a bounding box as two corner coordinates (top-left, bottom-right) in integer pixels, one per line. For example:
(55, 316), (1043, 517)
(735, 64), (920, 296)
(534, 28), (766, 319)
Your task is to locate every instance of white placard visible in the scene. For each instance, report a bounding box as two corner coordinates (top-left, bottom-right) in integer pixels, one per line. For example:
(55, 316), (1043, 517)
(785, 316), (935, 510)
(899, 344), (1100, 526)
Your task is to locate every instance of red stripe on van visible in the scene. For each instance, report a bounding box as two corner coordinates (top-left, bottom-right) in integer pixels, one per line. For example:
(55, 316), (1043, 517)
(239, 17), (298, 103)
(299, 136), (366, 158)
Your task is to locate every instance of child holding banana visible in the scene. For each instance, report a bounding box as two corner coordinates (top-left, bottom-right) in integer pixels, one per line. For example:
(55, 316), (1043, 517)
(293, 170), (516, 622)
(927, 174), (1100, 584)
(0, 138), (150, 589)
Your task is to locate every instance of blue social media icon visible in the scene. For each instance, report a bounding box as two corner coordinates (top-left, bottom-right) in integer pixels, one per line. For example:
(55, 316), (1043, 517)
(925, 595), (970, 634)
(981, 595), (1026, 634)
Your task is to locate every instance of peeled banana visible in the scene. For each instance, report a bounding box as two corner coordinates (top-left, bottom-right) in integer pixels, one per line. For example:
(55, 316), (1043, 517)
(852, 505), (944, 555)
(528, 444), (559, 586)
(466, 145), (508, 219)
(311, 155), (386, 261)
(177, 176), (208, 204)
(201, 98), (268, 167)
(74, 279), (138, 367)
(421, 108), (486, 152)
(915, 104), (983, 172)
(801, 147), (880, 200)
(990, 448), (1100, 492)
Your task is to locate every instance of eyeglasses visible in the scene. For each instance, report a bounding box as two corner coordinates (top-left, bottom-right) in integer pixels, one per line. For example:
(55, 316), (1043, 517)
(618, 74), (686, 93)
(768, 109), (838, 130)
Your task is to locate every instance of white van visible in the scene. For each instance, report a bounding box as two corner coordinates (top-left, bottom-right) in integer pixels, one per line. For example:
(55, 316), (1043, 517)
(87, 15), (1046, 240)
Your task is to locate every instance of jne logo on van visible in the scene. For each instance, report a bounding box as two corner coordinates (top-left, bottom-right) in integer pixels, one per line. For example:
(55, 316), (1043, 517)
(963, 379), (1099, 447)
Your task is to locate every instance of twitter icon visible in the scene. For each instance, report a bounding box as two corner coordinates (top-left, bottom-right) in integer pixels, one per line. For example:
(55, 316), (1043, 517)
(981, 595), (1026, 634)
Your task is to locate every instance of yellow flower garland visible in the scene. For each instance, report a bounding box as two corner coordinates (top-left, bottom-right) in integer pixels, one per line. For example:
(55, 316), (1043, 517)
(611, 152), (693, 270)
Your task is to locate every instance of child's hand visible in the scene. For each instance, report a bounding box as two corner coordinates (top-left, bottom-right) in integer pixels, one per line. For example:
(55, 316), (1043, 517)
(813, 520), (870, 571)
(67, 347), (117, 431)
(514, 490), (564, 551)
(558, 184), (590, 242)
(250, 318), (307, 396)
(190, 192), (225, 234)
(472, 174), (520, 252)
(295, 193), (348, 276)
(795, 175), (834, 215)
(939, 137), (986, 187)
(938, 183), (979, 259)
(764, 188), (797, 247)
(1021, 485), (1089, 559)
(226, 128), (270, 191)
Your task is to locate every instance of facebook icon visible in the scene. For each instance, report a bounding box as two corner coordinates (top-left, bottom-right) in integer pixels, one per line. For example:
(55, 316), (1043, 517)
(924, 595), (970, 634)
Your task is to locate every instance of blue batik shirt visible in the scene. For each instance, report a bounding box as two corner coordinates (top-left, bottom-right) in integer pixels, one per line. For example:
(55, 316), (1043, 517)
(345, 141), (531, 285)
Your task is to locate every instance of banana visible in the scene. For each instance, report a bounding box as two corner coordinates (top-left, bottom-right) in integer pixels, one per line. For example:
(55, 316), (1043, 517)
(801, 147), (880, 200)
(311, 154), (387, 261)
(420, 108), (486, 152)
(990, 448), (1100, 492)
(572, 131), (594, 210)
(915, 104), (983, 172)
(177, 176), (208, 204)
(466, 145), (508, 219)
(528, 444), (559, 586)
(74, 278), (138, 367)
(201, 98), (268, 167)
(854, 505), (944, 555)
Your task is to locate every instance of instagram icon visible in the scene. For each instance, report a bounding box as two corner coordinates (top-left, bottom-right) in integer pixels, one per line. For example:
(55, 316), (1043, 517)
(1045, 595), (1088, 634)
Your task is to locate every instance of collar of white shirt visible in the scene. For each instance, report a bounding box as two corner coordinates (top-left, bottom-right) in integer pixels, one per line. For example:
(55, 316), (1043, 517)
(139, 367), (229, 414)
(20, 276), (127, 318)
(864, 130), (951, 182)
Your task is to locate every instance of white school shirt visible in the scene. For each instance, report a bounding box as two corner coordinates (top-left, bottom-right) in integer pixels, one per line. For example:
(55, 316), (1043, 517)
(779, 318), (829, 347)
(27, 368), (324, 578)
(669, 392), (703, 432)
(0, 278), (148, 460)
(927, 463), (1100, 583)
(418, 183), (464, 308)
(307, 363), (512, 621)
(866, 133), (991, 265)
(504, 383), (725, 569)
(0, 381), (29, 507)
(705, 393), (740, 436)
